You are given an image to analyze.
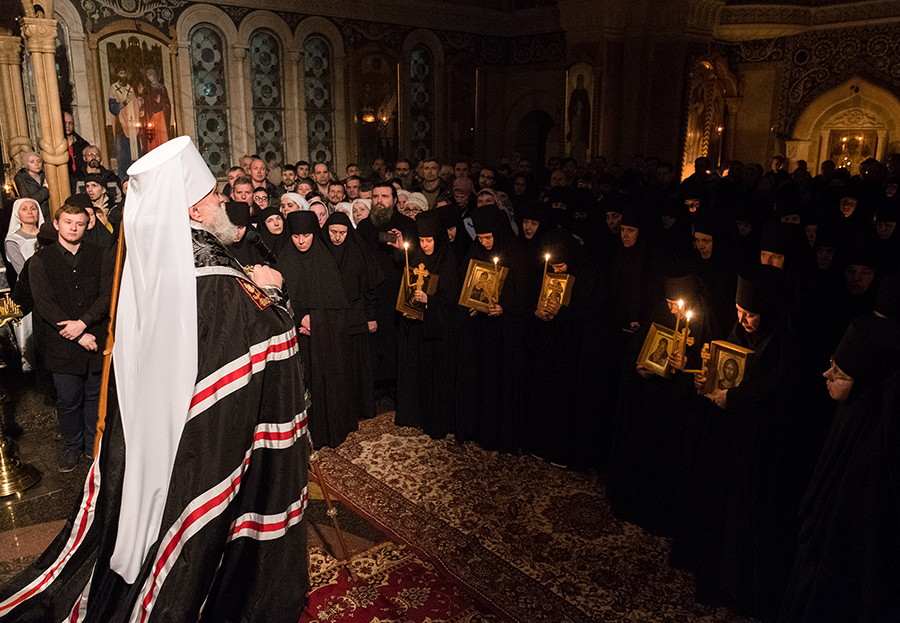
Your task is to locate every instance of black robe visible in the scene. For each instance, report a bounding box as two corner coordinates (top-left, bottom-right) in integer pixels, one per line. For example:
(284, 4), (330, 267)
(395, 237), (461, 438)
(455, 207), (530, 453)
(607, 280), (717, 536)
(0, 228), (309, 623)
(324, 215), (384, 421)
(778, 372), (900, 623)
(523, 230), (608, 469)
(685, 319), (819, 622)
(279, 237), (357, 448)
(355, 210), (418, 391)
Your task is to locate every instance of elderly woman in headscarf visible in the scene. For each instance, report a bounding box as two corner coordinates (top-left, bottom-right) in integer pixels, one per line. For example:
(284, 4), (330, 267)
(351, 198), (371, 227)
(13, 151), (51, 220)
(308, 195), (329, 229)
(279, 210), (357, 448)
(395, 210), (462, 438)
(404, 192), (428, 220)
(451, 177), (476, 219)
(323, 210), (383, 420)
(477, 188), (518, 235)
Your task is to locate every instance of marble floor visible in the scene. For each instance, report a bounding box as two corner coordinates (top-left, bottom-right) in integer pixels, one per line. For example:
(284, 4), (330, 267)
(0, 369), (387, 586)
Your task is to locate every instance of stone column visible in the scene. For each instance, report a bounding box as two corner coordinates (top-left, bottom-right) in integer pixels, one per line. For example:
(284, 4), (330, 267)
(0, 34), (34, 169)
(168, 38), (183, 135)
(231, 43), (252, 160)
(724, 96), (742, 163)
(21, 16), (70, 215)
(285, 49), (303, 165)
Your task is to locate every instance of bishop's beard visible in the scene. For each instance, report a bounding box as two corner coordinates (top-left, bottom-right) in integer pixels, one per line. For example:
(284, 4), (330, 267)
(203, 204), (238, 245)
(370, 203), (394, 228)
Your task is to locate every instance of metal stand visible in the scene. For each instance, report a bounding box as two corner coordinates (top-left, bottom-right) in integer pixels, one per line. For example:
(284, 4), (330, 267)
(0, 399), (41, 497)
(309, 448), (357, 581)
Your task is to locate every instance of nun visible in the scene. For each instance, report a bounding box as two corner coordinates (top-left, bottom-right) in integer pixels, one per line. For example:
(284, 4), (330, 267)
(280, 210), (357, 448)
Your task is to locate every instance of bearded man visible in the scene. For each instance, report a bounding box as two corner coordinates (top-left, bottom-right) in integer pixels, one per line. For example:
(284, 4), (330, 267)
(356, 182), (417, 402)
(0, 137), (310, 623)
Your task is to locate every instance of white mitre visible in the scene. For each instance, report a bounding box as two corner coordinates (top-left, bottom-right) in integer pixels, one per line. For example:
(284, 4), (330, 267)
(111, 136), (215, 583)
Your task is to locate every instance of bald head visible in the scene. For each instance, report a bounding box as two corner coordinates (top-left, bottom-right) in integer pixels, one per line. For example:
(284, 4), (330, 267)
(250, 158), (268, 183)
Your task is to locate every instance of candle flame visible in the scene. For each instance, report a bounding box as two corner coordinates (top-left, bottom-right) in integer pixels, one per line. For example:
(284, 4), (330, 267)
(545, 253), (550, 260)
(494, 257), (499, 263)
(403, 242), (409, 249)
(686, 311), (693, 319)
(678, 299), (684, 308)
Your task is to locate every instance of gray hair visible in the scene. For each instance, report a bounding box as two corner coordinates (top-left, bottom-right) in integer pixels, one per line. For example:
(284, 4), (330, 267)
(18, 150), (40, 168)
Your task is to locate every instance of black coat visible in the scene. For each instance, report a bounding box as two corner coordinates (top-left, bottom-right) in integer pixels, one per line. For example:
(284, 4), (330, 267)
(29, 240), (113, 374)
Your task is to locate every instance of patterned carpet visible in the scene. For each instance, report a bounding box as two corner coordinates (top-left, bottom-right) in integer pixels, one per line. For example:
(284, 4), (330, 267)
(301, 542), (499, 622)
(316, 413), (758, 623)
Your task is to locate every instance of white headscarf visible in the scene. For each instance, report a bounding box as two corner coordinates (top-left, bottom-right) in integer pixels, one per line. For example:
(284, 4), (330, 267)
(111, 136), (214, 583)
(280, 192), (309, 213)
(6, 197), (45, 259)
(407, 192), (429, 212)
(334, 202), (353, 218)
(350, 198), (371, 228)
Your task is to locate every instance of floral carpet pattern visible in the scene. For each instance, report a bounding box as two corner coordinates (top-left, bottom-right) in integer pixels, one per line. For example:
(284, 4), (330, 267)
(300, 542), (499, 622)
(316, 413), (757, 623)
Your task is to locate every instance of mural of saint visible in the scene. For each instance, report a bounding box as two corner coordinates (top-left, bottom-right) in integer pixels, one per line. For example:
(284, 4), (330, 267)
(108, 66), (140, 176)
(142, 67), (171, 152)
(567, 73), (590, 165)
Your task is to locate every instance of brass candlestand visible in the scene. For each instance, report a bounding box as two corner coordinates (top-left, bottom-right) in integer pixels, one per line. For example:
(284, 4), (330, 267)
(0, 294), (41, 496)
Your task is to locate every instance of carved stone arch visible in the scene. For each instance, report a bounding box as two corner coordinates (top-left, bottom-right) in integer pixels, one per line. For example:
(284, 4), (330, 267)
(176, 5), (242, 157)
(401, 29), (445, 160)
(176, 5), (238, 46)
(294, 15), (346, 172)
(238, 11), (293, 49)
(504, 89), (564, 167)
(293, 16), (345, 58)
(789, 77), (900, 174)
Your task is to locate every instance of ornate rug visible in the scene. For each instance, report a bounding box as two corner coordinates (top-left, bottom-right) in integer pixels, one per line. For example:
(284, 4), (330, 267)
(316, 413), (758, 623)
(300, 542), (498, 622)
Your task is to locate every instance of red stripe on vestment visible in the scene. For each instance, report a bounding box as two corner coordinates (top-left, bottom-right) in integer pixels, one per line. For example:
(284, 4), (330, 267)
(188, 332), (298, 411)
(0, 454), (101, 615)
(133, 411), (307, 623)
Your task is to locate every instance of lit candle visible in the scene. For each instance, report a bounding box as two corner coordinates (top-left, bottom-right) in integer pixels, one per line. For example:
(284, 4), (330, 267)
(403, 242), (410, 287)
(686, 310), (692, 332)
(493, 257), (500, 304)
(544, 253), (550, 274)
(674, 299), (684, 335)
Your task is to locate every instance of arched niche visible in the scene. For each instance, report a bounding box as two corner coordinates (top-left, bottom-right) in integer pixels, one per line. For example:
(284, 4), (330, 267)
(788, 77), (900, 174)
(504, 89), (563, 166)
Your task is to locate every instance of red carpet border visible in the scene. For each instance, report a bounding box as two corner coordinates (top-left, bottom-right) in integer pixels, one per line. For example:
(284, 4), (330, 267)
(316, 413), (757, 623)
(300, 542), (498, 622)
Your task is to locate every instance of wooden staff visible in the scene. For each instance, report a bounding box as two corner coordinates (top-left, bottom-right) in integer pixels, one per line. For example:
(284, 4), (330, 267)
(93, 224), (127, 456)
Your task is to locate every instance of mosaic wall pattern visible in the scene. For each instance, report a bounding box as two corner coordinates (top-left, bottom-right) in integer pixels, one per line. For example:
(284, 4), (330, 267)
(728, 22), (900, 135)
(74, 1), (565, 66)
(250, 30), (285, 167)
(189, 25), (231, 176)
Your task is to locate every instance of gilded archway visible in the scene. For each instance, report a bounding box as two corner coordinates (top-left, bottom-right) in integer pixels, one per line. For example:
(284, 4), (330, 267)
(788, 77), (900, 175)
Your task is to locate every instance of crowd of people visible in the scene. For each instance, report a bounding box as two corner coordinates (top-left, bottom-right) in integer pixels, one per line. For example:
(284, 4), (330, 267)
(7, 135), (900, 622)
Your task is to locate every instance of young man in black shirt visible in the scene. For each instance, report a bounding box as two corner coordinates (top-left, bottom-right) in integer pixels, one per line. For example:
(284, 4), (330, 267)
(29, 201), (112, 471)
